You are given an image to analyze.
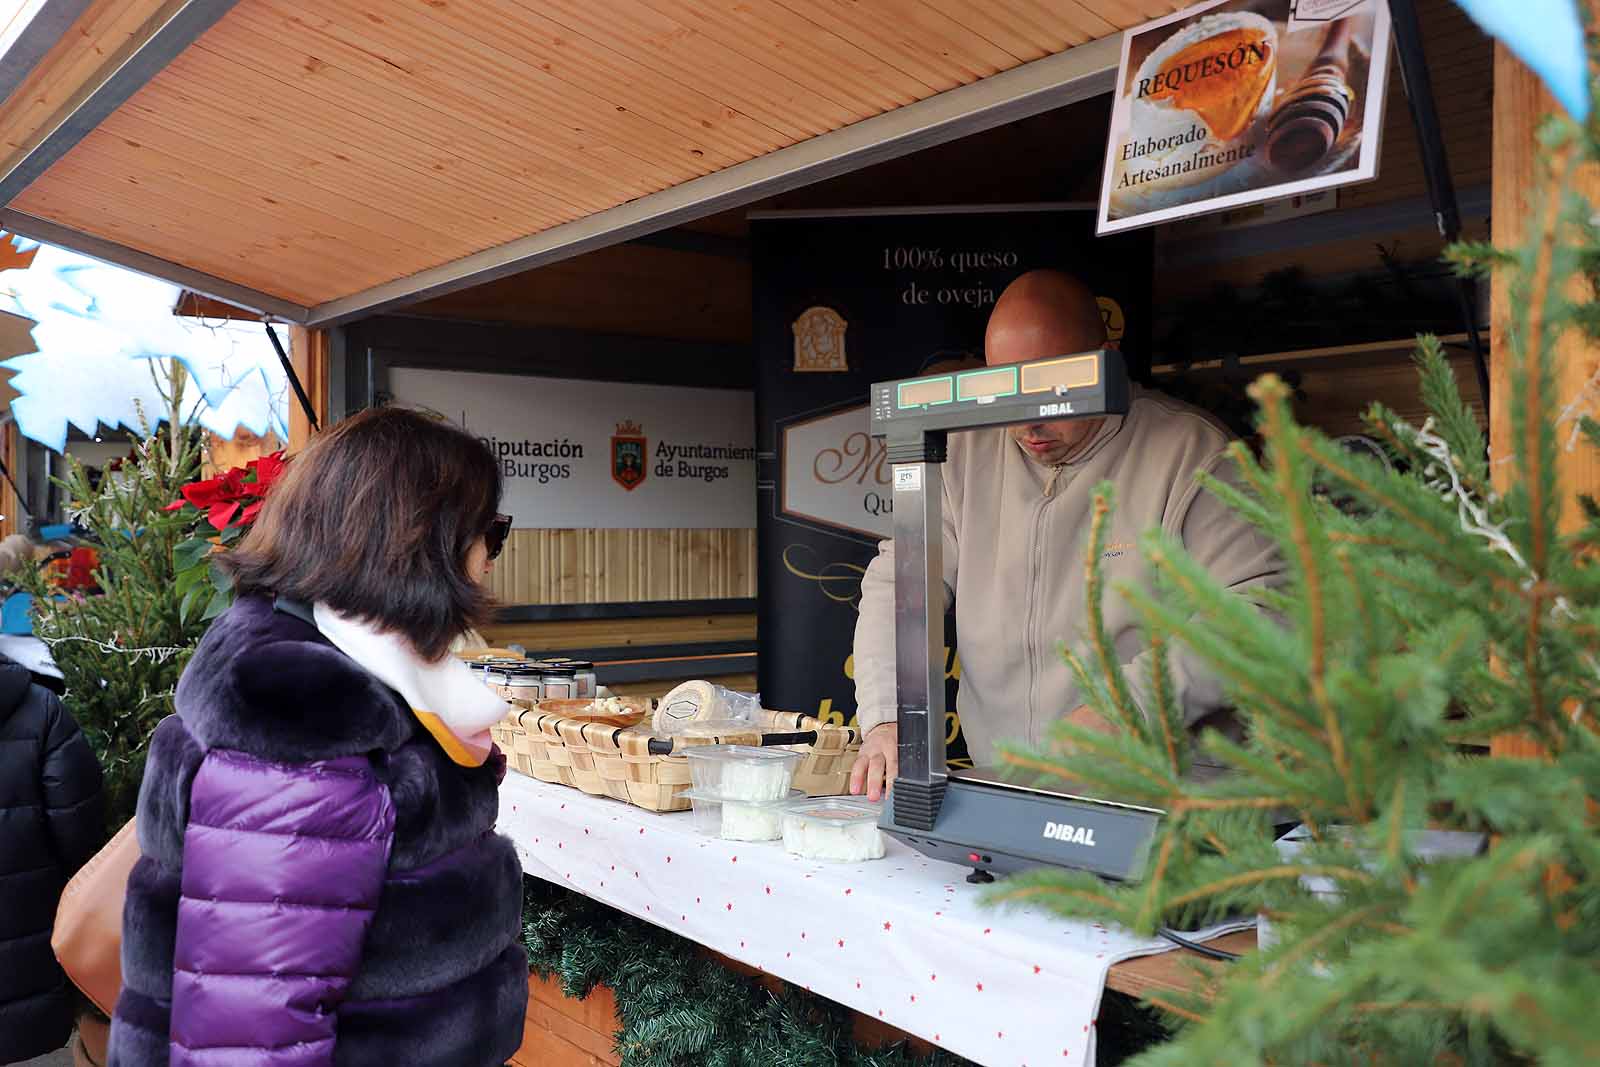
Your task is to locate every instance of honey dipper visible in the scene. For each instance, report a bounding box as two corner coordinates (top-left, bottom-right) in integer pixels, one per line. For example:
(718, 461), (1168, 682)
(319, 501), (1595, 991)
(1265, 19), (1356, 172)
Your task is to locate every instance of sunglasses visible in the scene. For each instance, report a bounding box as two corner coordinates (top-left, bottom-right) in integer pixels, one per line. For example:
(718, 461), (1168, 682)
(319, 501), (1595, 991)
(485, 514), (512, 561)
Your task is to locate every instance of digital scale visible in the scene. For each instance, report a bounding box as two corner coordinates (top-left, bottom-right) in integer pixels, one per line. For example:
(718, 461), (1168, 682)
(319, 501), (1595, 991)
(869, 349), (1163, 884)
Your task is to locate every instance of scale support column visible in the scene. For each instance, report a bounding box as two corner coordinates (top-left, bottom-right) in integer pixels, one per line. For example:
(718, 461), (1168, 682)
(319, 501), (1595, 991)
(888, 429), (947, 830)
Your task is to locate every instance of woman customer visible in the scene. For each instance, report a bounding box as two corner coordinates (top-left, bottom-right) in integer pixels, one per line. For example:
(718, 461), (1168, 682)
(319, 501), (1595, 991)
(108, 409), (526, 1067)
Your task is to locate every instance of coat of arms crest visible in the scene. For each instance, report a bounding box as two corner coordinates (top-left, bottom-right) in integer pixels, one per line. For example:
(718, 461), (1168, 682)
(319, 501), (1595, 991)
(791, 306), (849, 373)
(612, 420), (647, 491)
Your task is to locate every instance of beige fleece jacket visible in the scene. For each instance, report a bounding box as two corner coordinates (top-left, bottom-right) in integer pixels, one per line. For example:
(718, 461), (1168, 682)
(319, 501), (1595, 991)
(852, 386), (1282, 770)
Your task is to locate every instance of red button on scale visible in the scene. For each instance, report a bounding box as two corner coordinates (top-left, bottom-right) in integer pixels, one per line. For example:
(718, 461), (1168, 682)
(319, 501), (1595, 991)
(968, 853), (981, 863)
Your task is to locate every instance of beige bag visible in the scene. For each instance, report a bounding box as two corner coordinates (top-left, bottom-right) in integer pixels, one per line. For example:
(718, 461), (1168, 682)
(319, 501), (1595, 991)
(51, 817), (139, 1017)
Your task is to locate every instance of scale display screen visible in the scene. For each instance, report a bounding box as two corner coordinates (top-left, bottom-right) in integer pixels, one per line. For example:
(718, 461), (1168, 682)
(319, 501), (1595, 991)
(955, 366), (1017, 401)
(897, 377), (954, 408)
(1020, 354), (1099, 393)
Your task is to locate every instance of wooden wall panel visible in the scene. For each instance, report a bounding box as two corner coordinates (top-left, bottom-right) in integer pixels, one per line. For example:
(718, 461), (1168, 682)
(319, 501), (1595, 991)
(482, 613), (755, 652)
(485, 528), (756, 606)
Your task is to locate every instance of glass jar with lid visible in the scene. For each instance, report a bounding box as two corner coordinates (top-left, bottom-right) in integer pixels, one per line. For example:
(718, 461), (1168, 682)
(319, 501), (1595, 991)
(539, 665), (579, 700)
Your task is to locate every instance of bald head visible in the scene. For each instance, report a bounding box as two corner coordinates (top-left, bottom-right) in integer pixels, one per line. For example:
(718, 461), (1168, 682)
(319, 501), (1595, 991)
(984, 270), (1106, 367)
(986, 270), (1109, 465)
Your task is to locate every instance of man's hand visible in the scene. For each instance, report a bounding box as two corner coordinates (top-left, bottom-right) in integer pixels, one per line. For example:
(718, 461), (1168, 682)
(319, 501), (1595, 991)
(1066, 704), (1116, 735)
(848, 722), (898, 803)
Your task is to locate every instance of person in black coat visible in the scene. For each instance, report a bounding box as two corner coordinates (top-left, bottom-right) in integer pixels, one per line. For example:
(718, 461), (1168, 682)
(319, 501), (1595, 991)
(0, 652), (104, 1064)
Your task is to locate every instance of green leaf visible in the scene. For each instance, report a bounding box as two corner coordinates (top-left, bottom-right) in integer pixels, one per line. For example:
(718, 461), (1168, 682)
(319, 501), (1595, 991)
(201, 585), (233, 621)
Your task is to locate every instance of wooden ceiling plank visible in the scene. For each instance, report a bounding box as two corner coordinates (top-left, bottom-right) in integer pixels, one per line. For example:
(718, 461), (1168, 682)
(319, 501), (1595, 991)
(995, 0), (1120, 43)
(0, 207), (312, 317)
(120, 82), (572, 255)
(20, 158), (398, 285)
(12, 179), (344, 303)
(183, 30), (650, 214)
(56, 130), (450, 269)
(911, 0), (1059, 60)
(1074, 0), (1190, 29)
(195, 27), (649, 218)
(250, 0), (742, 179)
(637, 0), (932, 114)
(0, 0), (169, 155)
(305, 33), (1122, 323)
(528, 0), (853, 140)
(410, 5), (785, 161)
(792, 0), (1027, 73)
(767, 0), (997, 90)
(110, 87), (525, 248)
(352, 0), (789, 163)
(87, 107), (470, 253)
(140, 53), (585, 228)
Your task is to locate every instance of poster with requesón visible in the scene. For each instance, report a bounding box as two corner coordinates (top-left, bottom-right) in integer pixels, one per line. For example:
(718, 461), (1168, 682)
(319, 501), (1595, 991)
(1097, 0), (1392, 234)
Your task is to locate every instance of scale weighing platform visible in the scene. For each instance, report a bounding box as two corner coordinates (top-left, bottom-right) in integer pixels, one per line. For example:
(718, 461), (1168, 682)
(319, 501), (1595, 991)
(869, 349), (1162, 884)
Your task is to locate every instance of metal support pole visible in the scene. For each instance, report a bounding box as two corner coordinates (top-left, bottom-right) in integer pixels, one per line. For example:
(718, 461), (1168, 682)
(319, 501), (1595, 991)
(887, 432), (949, 830)
(265, 324), (319, 434)
(1388, 0), (1490, 411)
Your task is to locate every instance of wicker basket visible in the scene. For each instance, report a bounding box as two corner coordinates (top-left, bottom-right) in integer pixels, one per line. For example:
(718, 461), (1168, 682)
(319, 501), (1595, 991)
(502, 703), (861, 812)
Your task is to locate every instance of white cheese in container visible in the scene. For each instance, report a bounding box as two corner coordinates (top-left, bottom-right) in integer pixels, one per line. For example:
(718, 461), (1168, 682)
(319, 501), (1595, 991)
(683, 790), (803, 842)
(782, 799), (885, 862)
(684, 745), (803, 801)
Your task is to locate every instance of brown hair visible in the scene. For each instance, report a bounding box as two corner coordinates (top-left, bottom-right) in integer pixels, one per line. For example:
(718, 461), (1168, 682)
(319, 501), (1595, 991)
(224, 407), (503, 660)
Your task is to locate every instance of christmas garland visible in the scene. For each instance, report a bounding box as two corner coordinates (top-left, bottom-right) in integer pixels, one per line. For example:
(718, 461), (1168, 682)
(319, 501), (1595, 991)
(519, 878), (1167, 1067)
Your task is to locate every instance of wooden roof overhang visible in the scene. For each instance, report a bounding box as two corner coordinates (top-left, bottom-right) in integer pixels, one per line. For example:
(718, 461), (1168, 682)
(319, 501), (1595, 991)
(0, 0), (1182, 326)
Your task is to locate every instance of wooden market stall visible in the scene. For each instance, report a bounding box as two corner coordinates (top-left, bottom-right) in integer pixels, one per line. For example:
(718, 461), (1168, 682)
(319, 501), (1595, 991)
(0, 0), (1587, 1062)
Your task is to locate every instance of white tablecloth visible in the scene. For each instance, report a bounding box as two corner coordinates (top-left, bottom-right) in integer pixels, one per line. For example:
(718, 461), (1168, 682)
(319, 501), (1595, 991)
(498, 773), (1249, 1067)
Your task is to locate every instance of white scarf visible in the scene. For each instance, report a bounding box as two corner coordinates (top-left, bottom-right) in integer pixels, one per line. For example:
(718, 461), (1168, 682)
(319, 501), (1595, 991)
(313, 603), (510, 768)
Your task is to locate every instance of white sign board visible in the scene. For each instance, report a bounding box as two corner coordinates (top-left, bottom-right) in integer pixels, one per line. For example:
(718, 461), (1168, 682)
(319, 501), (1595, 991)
(779, 404), (892, 541)
(1097, 0), (1391, 234)
(387, 368), (756, 530)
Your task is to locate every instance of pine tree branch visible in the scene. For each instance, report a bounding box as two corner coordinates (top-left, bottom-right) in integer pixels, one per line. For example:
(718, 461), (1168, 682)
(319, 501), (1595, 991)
(1164, 866), (1375, 911)
(1084, 486), (1145, 736)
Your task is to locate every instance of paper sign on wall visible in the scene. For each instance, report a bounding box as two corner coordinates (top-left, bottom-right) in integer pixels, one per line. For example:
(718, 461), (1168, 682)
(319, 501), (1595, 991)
(387, 368), (756, 529)
(1098, 0), (1391, 234)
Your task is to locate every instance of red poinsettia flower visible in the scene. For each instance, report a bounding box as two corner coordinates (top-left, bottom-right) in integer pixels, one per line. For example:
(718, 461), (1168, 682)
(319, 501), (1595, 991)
(247, 452), (287, 491)
(166, 452), (287, 532)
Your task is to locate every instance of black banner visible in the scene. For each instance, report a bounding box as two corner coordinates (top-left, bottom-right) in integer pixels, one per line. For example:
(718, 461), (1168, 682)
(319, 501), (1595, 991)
(753, 207), (1152, 766)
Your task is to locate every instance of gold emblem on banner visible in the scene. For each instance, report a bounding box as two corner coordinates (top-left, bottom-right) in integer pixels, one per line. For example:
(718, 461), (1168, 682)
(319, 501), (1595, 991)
(1096, 296), (1126, 349)
(791, 306), (849, 373)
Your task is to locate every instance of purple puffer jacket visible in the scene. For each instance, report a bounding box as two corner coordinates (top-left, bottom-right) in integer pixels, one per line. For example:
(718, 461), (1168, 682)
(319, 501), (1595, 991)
(108, 596), (527, 1067)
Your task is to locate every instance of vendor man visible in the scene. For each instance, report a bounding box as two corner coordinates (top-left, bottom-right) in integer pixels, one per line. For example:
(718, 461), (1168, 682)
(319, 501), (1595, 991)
(848, 269), (1282, 800)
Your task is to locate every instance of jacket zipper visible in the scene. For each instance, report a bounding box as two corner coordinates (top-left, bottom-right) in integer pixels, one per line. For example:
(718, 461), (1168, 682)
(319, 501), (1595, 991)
(1023, 464), (1065, 743)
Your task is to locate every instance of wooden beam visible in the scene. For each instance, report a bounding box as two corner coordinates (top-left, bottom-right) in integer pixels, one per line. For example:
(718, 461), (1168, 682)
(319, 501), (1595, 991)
(1488, 40), (1600, 758)
(287, 326), (330, 452)
(0, 420), (18, 540)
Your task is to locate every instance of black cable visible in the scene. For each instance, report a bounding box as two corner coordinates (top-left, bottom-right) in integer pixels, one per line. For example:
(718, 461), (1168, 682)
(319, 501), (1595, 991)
(1389, 0), (1490, 411)
(1158, 927), (1242, 962)
(265, 323), (320, 433)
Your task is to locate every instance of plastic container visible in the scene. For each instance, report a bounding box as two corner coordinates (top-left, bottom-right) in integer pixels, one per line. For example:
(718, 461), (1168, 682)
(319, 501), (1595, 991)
(781, 798), (886, 862)
(684, 745), (803, 801)
(683, 789), (804, 842)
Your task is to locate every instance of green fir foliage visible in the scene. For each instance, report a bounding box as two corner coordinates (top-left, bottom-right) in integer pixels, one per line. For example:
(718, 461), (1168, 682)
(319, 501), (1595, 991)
(17, 374), (207, 829)
(987, 100), (1600, 1065)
